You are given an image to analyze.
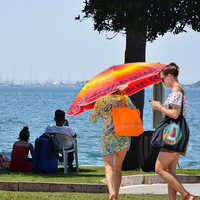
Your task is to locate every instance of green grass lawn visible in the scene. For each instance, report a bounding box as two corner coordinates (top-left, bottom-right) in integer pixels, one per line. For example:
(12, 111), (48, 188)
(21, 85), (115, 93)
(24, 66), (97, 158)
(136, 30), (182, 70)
(1, 191), (199, 200)
(0, 166), (199, 184)
(0, 166), (199, 199)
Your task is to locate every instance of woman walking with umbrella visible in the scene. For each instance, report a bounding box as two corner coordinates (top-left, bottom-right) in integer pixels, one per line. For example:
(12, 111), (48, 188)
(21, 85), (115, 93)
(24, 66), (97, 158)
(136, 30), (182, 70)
(89, 84), (135, 200)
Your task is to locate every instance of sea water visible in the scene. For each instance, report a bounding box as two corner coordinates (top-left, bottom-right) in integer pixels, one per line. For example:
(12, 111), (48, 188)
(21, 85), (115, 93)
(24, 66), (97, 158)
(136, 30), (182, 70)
(0, 86), (199, 168)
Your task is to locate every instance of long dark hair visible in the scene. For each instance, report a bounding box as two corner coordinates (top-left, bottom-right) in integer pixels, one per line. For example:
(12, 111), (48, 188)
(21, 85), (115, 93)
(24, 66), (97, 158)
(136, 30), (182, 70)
(18, 126), (30, 141)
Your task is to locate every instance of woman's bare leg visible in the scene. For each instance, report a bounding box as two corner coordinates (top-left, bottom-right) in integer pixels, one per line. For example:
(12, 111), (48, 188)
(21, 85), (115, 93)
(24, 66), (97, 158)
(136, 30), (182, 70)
(114, 148), (128, 199)
(103, 154), (116, 200)
(155, 152), (188, 198)
(167, 153), (180, 200)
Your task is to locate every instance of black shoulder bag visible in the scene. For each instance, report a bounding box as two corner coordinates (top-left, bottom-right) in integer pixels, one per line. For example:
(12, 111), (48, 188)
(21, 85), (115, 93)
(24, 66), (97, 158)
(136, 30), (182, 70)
(151, 92), (190, 153)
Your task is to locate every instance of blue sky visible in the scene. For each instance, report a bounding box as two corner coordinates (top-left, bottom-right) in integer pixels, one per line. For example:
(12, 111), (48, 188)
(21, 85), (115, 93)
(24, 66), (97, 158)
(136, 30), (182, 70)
(0, 0), (199, 84)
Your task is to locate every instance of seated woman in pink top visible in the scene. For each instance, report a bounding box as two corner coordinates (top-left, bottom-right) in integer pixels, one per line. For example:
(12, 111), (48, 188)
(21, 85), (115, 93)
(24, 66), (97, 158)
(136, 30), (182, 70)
(10, 126), (34, 172)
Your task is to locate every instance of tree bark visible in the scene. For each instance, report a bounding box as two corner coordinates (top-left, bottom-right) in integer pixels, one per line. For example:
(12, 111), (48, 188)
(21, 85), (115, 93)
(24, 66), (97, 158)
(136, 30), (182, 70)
(122, 32), (146, 170)
(125, 32), (146, 119)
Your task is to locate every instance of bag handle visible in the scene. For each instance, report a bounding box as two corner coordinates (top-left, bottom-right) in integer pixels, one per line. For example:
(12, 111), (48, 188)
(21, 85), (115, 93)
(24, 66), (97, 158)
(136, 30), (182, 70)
(120, 90), (126, 107)
(180, 92), (184, 116)
(122, 94), (125, 107)
(172, 86), (184, 116)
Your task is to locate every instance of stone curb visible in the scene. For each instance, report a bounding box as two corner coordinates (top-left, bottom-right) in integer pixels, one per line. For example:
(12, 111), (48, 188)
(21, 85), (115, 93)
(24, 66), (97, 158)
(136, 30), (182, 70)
(120, 174), (200, 187)
(0, 181), (108, 193)
(0, 174), (199, 193)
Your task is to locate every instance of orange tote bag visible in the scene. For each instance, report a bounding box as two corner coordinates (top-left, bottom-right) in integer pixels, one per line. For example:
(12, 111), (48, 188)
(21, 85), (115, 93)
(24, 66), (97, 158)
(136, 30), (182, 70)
(112, 95), (144, 136)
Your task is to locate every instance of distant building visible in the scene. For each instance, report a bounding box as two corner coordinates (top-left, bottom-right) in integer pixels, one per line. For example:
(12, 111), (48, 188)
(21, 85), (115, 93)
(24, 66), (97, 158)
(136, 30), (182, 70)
(3, 81), (13, 85)
(75, 80), (89, 87)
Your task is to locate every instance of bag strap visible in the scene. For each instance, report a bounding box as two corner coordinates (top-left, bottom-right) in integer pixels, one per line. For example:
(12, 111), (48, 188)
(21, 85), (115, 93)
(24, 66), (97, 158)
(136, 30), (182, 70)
(122, 94), (125, 107)
(172, 85), (185, 94)
(180, 91), (185, 116)
(172, 86), (184, 116)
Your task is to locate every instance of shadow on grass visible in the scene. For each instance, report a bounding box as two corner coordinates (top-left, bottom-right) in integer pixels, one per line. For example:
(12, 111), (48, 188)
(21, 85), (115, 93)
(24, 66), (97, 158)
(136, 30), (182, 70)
(0, 167), (105, 180)
(1, 167), (199, 184)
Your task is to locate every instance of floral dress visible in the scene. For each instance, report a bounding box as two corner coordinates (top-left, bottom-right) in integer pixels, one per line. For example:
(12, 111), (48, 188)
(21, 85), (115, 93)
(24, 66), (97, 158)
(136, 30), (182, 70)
(162, 91), (188, 155)
(89, 94), (135, 155)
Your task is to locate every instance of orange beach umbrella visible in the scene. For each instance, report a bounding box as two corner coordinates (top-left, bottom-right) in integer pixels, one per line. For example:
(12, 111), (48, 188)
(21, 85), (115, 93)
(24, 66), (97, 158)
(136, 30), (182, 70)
(67, 62), (166, 116)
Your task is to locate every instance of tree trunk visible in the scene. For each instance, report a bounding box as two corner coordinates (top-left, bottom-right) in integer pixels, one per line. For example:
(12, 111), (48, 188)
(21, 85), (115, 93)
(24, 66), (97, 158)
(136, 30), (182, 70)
(122, 32), (146, 170)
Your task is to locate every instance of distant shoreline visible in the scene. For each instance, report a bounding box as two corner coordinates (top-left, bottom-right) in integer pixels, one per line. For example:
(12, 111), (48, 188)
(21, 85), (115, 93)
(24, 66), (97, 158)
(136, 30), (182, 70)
(0, 80), (200, 88)
(0, 84), (82, 87)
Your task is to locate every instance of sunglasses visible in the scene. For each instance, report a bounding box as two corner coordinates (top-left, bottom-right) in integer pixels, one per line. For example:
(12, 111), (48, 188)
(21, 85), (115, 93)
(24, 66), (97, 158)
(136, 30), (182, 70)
(161, 73), (175, 82)
(161, 74), (168, 82)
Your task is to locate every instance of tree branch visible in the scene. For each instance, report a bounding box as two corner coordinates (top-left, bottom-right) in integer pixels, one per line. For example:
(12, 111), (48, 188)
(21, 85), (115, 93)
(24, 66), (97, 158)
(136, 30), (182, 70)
(106, 33), (118, 40)
(106, 31), (126, 40)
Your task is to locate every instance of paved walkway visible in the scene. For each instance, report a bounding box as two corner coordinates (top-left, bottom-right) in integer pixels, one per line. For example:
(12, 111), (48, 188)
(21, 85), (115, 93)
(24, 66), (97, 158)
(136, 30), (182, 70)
(119, 183), (200, 196)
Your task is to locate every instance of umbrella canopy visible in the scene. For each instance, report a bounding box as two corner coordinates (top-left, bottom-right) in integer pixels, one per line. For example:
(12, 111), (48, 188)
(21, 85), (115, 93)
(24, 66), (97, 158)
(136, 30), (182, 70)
(67, 62), (166, 116)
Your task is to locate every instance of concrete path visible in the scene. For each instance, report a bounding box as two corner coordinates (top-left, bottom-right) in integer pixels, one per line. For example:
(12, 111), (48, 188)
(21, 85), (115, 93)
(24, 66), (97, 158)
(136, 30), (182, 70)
(119, 183), (200, 196)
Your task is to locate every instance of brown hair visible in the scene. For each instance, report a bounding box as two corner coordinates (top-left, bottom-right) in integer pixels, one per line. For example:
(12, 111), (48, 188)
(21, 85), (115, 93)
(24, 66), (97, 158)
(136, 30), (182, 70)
(161, 62), (179, 77)
(111, 89), (126, 95)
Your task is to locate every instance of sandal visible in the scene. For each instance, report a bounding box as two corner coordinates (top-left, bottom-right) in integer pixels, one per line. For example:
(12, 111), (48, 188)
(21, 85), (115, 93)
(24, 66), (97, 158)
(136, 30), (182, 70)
(183, 192), (196, 200)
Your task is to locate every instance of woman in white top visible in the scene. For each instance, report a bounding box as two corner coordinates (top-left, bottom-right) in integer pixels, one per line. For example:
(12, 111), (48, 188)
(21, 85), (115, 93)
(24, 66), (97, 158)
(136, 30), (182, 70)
(150, 63), (195, 200)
